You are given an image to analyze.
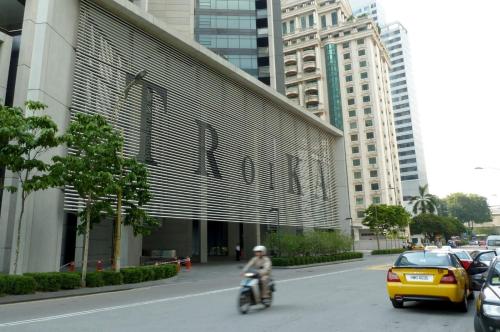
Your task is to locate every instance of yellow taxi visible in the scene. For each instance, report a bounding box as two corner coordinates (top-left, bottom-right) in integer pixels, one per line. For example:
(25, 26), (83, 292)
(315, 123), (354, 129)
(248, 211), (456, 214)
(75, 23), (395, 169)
(386, 250), (472, 312)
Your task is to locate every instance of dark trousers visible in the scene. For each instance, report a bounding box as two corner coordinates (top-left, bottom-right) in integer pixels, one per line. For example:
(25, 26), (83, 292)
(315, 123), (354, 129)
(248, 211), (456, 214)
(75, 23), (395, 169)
(236, 250), (241, 261)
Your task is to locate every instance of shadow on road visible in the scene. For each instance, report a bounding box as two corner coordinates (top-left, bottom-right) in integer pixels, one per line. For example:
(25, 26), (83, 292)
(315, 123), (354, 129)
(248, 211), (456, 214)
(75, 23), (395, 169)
(398, 300), (474, 316)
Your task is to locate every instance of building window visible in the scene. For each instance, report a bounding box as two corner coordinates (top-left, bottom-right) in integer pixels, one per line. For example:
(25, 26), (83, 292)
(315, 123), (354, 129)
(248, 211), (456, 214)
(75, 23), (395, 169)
(353, 159), (361, 166)
(363, 96), (371, 102)
(366, 132), (374, 139)
(364, 107), (372, 114)
(308, 14), (314, 27)
(346, 86), (354, 94)
(321, 15), (327, 28)
(345, 75), (353, 82)
(301, 16), (307, 29)
(290, 19), (295, 33)
(371, 183), (379, 190)
(351, 134), (358, 141)
(343, 53), (351, 60)
(354, 171), (362, 179)
(349, 110), (356, 117)
(358, 49), (366, 56)
(372, 196), (381, 204)
(369, 157), (377, 165)
(356, 197), (364, 205)
(357, 39), (364, 45)
(282, 22), (287, 34)
(360, 60), (367, 67)
(360, 72), (368, 79)
(365, 119), (373, 127)
(352, 146), (360, 154)
(349, 121), (357, 129)
(356, 210), (365, 218)
(362, 84), (369, 91)
(345, 64), (352, 71)
(342, 42), (350, 49)
(348, 98), (355, 105)
(370, 170), (378, 177)
(355, 184), (363, 192)
(332, 11), (338, 26)
(367, 144), (376, 152)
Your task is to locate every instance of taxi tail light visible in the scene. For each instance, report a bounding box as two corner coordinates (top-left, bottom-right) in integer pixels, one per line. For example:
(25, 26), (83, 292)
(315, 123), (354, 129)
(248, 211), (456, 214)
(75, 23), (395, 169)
(440, 270), (457, 284)
(461, 260), (472, 270)
(387, 268), (401, 282)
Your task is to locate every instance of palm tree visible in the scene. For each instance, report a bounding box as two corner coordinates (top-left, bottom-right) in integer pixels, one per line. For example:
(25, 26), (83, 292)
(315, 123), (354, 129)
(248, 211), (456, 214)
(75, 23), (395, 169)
(410, 184), (438, 215)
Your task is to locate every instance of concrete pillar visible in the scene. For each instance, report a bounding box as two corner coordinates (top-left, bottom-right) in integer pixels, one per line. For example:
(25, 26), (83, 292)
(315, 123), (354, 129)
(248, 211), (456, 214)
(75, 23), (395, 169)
(242, 223), (260, 259)
(121, 226), (142, 267)
(227, 222), (240, 260)
(0, 31), (13, 101)
(0, 0), (80, 273)
(200, 220), (207, 263)
(334, 137), (352, 235)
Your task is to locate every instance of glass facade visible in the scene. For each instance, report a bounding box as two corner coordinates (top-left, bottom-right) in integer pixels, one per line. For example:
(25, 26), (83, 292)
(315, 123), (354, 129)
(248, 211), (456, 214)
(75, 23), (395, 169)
(195, 0), (259, 77)
(324, 44), (343, 130)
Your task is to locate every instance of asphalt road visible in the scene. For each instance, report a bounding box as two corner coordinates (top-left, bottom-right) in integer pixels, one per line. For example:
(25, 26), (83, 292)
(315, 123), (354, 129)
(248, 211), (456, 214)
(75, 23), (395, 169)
(0, 255), (476, 332)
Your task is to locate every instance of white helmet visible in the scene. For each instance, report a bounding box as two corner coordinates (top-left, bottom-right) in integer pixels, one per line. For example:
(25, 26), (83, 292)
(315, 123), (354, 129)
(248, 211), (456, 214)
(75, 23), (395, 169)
(253, 245), (266, 254)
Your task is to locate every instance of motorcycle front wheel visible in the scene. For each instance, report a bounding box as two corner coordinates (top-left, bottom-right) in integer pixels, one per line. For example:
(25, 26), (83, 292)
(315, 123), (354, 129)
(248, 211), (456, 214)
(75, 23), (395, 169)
(238, 292), (251, 314)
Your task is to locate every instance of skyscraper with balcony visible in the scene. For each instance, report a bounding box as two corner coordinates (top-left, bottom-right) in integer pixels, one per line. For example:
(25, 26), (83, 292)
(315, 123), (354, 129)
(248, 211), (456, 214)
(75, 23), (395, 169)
(352, 0), (429, 207)
(131, 0), (284, 93)
(281, 0), (402, 243)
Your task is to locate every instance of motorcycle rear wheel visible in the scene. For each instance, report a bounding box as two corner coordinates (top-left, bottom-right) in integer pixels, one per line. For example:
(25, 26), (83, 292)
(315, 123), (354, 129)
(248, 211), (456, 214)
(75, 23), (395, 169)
(238, 292), (251, 314)
(262, 292), (273, 308)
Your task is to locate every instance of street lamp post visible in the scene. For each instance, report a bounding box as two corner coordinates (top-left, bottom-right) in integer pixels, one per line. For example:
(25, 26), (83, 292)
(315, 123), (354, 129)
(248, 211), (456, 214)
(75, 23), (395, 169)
(346, 217), (354, 251)
(111, 69), (148, 272)
(269, 208), (280, 256)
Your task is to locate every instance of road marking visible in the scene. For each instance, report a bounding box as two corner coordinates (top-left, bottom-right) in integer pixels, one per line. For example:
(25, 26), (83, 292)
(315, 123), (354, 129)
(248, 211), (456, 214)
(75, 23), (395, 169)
(366, 264), (392, 271)
(0, 267), (361, 327)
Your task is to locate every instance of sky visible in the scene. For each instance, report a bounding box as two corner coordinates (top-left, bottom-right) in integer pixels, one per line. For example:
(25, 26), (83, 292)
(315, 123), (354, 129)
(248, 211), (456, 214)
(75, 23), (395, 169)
(351, 0), (500, 208)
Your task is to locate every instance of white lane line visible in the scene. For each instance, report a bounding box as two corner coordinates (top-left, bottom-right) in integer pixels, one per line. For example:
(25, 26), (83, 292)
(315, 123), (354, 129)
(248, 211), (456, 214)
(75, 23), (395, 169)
(0, 267), (362, 328)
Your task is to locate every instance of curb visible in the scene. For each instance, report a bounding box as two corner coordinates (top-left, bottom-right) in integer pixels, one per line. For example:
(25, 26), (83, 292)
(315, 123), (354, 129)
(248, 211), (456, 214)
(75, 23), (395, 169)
(273, 258), (364, 269)
(0, 276), (179, 305)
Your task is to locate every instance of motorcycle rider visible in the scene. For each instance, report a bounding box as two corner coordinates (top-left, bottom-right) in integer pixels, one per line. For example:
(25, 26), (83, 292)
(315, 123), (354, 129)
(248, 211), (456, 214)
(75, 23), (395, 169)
(241, 245), (272, 299)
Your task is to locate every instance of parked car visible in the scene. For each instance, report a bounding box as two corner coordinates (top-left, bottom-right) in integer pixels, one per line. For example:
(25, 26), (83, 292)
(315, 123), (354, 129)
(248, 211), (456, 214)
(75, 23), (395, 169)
(386, 251), (473, 311)
(486, 236), (500, 250)
(474, 257), (500, 331)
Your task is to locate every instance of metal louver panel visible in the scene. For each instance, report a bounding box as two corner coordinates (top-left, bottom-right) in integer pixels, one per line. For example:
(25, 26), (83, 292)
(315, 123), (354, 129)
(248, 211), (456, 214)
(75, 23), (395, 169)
(66, 0), (340, 229)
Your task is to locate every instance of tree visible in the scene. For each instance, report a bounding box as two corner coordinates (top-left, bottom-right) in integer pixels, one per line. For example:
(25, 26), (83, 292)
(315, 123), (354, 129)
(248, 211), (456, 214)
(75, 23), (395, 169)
(410, 214), (467, 242)
(0, 101), (61, 274)
(112, 157), (158, 271)
(410, 184), (438, 215)
(362, 205), (411, 250)
(52, 114), (121, 286)
(445, 193), (492, 224)
(435, 197), (449, 217)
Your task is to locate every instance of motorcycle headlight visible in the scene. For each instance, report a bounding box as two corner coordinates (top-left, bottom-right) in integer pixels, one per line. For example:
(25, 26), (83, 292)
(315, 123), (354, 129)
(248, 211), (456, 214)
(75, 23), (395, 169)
(483, 304), (500, 317)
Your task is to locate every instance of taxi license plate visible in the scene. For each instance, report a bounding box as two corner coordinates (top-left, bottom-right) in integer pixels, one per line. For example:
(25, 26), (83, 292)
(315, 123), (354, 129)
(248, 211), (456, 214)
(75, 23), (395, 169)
(406, 274), (433, 282)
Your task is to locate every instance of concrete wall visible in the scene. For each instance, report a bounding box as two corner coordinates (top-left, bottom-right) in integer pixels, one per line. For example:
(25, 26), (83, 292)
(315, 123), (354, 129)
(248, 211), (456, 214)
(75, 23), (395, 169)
(0, 31), (13, 102)
(355, 239), (403, 251)
(142, 219), (193, 258)
(0, 0), (79, 273)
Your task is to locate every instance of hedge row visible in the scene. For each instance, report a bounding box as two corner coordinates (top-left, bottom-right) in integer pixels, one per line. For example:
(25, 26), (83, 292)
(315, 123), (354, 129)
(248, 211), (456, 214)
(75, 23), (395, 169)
(371, 248), (406, 255)
(0, 264), (178, 296)
(272, 252), (363, 266)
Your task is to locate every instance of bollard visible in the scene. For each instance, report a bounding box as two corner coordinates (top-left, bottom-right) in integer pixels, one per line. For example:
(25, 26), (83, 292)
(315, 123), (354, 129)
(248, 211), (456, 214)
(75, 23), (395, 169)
(185, 257), (191, 271)
(96, 260), (103, 272)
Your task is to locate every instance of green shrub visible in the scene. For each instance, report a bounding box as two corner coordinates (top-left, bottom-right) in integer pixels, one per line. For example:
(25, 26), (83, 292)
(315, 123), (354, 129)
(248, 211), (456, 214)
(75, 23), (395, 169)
(151, 266), (166, 280)
(1, 275), (36, 295)
(59, 273), (80, 290)
(121, 268), (143, 284)
(101, 271), (123, 286)
(371, 248), (406, 255)
(160, 264), (177, 278)
(141, 268), (155, 282)
(271, 252), (363, 266)
(24, 272), (62, 292)
(85, 272), (105, 287)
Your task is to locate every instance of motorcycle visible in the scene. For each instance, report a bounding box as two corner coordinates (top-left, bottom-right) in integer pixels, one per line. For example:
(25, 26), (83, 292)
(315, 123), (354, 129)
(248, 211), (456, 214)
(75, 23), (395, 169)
(238, 269), (275, 314)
